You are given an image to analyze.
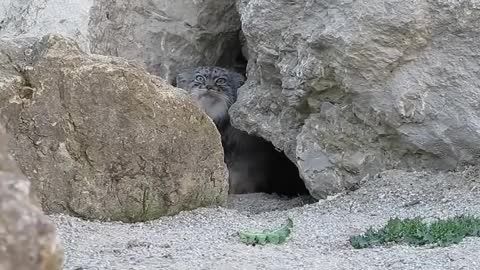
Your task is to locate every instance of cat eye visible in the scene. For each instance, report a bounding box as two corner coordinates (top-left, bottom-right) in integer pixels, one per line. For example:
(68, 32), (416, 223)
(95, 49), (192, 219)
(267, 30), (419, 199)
(215, 78), (227, 85)
(195, 75), (206, 83)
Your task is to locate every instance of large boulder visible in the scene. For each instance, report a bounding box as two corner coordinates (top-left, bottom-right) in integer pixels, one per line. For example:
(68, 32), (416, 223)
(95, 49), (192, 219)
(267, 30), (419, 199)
(0, 0), (242, 82)
(232, 0), (480, 199)
(0, 125), (64, 270)
(0, 34), (228, 222)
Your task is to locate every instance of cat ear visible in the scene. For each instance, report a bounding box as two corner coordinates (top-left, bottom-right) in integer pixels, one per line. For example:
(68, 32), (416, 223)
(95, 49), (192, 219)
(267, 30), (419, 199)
(175, 68), (196, 90)
(229, 71), (246, 90)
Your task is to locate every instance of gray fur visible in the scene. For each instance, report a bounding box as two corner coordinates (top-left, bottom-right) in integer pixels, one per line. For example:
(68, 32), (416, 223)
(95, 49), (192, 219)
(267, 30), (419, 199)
(176, 66), (258, 193)
(176, 66), (243, 129)
(175, 66), (307, 195)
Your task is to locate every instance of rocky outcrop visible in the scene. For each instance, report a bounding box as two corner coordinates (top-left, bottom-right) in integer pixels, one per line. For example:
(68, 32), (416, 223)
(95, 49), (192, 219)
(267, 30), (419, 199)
(1, 0), (243, 82)
(232, 0), (480, 199)
(8, 0), (479, 202)
(0, 34), (228, 222)
(0, 125), (64, 270)
(89, 0), (242, 82)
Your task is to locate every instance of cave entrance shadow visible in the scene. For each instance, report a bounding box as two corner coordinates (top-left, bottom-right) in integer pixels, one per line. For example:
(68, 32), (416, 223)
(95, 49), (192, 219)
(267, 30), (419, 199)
(170, 30), (314, 201)
(217, 31), (312, 200)
(227, 133), (312, 197)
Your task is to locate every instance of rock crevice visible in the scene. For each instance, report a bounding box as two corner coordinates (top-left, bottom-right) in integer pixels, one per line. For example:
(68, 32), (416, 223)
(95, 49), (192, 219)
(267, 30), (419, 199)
(231, 0), (480, 198)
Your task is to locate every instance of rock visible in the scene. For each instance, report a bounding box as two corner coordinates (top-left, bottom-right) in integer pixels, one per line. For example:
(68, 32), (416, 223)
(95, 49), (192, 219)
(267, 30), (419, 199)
(0, 124), (64, 270)
(89, 0), (242, 82)
(0, 0), (241, 82)
(0, 34), (228, 222)
(0, 0), (93, 52)
(232, 0), (480, 199)
(0, 0), (242, 83)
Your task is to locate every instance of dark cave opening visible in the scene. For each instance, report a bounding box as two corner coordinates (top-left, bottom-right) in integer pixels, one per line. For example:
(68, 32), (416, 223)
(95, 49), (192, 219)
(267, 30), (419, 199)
(215, 31), (249, 77)
(171, 30), (310, 198)
(246, 136), (311, 197)
(216, 31), (310, 198)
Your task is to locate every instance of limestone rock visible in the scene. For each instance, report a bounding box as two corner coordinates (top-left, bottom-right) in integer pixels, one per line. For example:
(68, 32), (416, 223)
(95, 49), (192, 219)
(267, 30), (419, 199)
(0, 125), (64, 270)
(0, 0), (93, 52)
(232, 0), (480, 199)
(88, 0), (242, 82)
(0, 0), (242, 82)
(0, 34), (228, 222)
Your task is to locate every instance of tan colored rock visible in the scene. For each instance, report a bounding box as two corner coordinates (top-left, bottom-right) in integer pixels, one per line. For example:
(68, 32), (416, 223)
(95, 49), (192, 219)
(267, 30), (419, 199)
(0, 34), (228, 222)
(0, 124), (64, 270)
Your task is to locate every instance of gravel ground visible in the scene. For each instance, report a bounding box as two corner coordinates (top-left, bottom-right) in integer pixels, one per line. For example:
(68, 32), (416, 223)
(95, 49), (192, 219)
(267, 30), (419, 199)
(51, 168), (480, 270)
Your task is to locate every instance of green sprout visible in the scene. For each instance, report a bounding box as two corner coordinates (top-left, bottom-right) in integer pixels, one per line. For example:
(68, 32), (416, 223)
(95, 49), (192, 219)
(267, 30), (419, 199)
(238, 218), (293, 245)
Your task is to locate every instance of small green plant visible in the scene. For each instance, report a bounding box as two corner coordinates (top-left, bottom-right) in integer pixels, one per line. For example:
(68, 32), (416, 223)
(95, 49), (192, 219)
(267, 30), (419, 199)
(350, 215), (480, 249)
(238, 218), (293, 245)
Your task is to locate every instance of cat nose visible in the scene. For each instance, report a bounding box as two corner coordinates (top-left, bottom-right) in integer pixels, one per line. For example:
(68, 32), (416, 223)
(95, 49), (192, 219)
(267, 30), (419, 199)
(206, 85), (213, 90)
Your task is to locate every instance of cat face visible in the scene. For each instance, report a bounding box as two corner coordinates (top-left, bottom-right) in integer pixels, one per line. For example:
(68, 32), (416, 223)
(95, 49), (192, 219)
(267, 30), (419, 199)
(175, 66), (245, 126)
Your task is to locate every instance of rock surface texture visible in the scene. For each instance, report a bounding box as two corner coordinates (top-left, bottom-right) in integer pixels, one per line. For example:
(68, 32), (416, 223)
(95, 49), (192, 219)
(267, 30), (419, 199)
(232, 0), (480, 199)
(89, 0), (242, 82)
(0, 0), (242, 82)
(0, 34), (228, 222)
(5, 0), (479, 202)
(0, 0), (93, 52)
(0, 125), (64, 270)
